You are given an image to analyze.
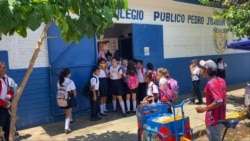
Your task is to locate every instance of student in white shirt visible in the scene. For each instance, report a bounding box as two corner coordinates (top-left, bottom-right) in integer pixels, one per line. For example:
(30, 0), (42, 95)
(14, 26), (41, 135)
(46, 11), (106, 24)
(89, 66), (102, 121)
(57, 68), (77, 134)
(143, 72), (159, 104)
(189, 59), (203, 105)
(108, 57), (126, 117)
(157, 68), (168, 91)
(98, 58), (109, 116)
(216, 58), (227, 79)
(136, 60), (147, 102)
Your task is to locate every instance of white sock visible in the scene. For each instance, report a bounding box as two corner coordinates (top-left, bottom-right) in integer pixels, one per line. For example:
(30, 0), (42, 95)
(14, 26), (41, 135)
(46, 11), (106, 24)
(112, 101), (117, 111)
(119, 101), (125, 113)
(100, 104), (104, 114)
(103, 104), (107, 111)
(65, 118), (70, 129)
(126, 100), (130, 112)
(133, 100), (137, 111)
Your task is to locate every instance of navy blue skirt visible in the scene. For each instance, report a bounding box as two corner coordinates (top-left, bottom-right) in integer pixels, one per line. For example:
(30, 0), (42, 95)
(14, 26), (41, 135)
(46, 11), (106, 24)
(99, 77), (109, 97)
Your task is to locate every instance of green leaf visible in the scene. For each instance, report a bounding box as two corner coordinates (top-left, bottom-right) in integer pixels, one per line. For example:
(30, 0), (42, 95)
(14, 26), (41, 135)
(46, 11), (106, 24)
(28, 11), (42, 31)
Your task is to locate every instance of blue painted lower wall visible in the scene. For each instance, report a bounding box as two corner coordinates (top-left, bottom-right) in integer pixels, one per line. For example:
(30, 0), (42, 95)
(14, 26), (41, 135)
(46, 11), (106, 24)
(9, 67), (53, 129)
(8, 52), (249, 129)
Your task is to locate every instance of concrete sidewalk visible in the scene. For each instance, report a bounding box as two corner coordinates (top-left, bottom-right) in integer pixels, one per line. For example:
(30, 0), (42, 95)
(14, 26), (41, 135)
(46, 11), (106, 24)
(16, 82), (249, 141)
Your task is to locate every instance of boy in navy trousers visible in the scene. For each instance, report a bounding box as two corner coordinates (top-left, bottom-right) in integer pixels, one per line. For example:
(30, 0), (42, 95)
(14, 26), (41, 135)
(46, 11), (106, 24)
(89, 66), (102, 121)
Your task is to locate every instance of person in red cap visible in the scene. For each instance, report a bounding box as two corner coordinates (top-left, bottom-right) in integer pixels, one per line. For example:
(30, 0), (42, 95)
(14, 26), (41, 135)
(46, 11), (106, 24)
(195, 59), (226, 141)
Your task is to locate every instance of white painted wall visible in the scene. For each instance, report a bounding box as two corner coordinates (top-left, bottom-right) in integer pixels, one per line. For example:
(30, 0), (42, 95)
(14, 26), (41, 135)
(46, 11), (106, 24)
(114, 0), (249, 58)
(0, 24), (49, 69)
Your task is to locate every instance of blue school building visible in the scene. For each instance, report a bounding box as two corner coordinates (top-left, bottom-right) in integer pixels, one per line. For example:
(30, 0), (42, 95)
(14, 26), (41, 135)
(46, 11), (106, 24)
(0, 0), (249, 129)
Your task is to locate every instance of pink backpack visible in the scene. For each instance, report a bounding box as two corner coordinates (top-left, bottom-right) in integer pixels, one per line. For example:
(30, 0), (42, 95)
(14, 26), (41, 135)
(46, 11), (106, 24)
(127, 74), (139, 90)
(159, 78), (179, 102)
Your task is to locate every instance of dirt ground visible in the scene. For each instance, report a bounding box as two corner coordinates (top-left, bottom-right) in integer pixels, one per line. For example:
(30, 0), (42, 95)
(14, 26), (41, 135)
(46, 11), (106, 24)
(194, 118), (250, 141)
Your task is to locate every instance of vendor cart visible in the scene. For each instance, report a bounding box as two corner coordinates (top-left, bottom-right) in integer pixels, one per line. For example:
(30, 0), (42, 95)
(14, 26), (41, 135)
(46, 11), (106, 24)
(136, 99), (193, 141)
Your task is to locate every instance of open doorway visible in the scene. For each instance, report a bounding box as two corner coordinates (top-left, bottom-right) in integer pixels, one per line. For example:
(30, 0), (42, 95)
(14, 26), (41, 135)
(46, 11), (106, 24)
(97, 24), (133, 60)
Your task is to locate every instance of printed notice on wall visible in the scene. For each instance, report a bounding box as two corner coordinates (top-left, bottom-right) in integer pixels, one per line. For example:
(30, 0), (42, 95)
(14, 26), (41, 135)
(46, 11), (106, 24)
(144, 47), (150, 56)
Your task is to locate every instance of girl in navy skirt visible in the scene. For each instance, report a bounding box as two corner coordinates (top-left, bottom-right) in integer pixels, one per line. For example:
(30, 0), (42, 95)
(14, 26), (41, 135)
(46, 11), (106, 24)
(98, 58), (109, 116)
(57, 68), (77, 134)
(108, 57), (126, 116)
(125, 61), (138, 114)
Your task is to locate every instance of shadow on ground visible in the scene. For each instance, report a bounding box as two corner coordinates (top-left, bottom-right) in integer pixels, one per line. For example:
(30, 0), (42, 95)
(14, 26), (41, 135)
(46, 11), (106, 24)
(38, 111), (136, 137)
(67, 131), (137, 141)
(227, 95), (245, 106)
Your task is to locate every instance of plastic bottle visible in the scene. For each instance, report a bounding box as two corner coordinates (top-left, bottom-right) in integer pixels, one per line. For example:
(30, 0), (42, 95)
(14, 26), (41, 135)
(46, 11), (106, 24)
(245, 83), (250, 107)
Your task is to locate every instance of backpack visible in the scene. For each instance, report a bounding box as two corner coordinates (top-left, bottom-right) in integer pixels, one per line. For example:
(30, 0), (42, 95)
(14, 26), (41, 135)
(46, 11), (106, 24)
(159, 78), (179, 102)
(151, 70), (157, 82)
(56, 84), (70, 108)
(83, 76), (98, 97)
(127, 74), (139, 90)
(166, 77), (179, 100)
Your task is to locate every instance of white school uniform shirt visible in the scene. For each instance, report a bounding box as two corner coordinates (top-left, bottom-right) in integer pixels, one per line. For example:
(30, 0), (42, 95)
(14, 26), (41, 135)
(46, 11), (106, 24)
(57, 77), (76, 91)
(137, 67), (146, 83)
(217, 62), (227, 69)
(99, 68), (107, 78)
(191, 66), (200, 81)
(0, 77), (8, 100)
(91, 74), (99, 90)
(147, 81), (159, 96)
(109, 65), (122, 80)
(159, 77), (167, 86)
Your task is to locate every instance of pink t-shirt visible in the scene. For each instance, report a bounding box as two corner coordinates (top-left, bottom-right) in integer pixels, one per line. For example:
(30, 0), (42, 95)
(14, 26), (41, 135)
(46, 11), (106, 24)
(98, 51), (107, 61)
(204, 77), (226, 126)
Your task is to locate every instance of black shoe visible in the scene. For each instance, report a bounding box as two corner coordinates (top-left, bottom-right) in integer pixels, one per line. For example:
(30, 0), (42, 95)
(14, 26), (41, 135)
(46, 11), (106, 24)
(126, 111), (130, 114)
(65, 128), (72, 134)
(90, 117), (102, 121)
(104, 110), (110, 113)
(132, 111), (136, 114)
(14, 131), (20, 139)
(195, 102), (204, 105)
(122, 113), (127, 117)
(99, 113), (107, 116)
(70, 119), (75, 123)
(112, 110), (116, 112)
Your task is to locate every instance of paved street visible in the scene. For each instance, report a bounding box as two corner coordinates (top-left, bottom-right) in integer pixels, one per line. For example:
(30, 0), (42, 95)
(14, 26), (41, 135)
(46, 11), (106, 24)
(15, 82), (250, 141)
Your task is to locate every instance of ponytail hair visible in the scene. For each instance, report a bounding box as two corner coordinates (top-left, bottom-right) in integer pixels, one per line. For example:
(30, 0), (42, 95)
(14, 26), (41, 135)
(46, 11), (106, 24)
(157, 68), (169, 78)
(59, 68), (70, 87)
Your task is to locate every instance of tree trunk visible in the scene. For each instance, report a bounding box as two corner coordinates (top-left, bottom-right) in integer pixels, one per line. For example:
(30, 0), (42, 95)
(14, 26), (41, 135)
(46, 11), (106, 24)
(9, 22), (51, 141)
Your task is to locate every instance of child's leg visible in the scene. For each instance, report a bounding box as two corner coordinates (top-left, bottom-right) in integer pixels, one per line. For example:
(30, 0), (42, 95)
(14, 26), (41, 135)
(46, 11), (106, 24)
(126, 94), (131, 112)
(112, 95), (117, 111)
(117, 96), (125, 114)
(132, 93), (137, 112)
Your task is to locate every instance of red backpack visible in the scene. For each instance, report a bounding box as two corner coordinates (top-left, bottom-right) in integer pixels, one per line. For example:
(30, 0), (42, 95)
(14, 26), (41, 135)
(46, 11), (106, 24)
(127, 74), (139, 90)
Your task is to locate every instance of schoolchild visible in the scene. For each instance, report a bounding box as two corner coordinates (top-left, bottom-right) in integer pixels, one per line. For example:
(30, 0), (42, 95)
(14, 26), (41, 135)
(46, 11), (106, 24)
(108, 57), (126, 117)
(89, 66), (102, 121)
(157, 68), (168, 94)
(105, 51), (112, 67)
(157, 68), (173, 113)
(146, 62), (157, 83)
(125, 61), (138, 114)
(143, 72), (159, 104)
(98, 58), (109, 116)
(216, 58), (227, 79)
(57, 68), (77, 134)
(136, 60), (147, 102)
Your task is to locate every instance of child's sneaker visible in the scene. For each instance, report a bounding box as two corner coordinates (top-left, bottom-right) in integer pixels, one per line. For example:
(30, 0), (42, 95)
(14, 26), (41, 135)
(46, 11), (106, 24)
(14, 131), (20, 139)
(65, 128), (72, 134)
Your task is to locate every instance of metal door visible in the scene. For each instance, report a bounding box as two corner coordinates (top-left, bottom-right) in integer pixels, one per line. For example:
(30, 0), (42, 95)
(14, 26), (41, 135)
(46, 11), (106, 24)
(132, 24), (164, 69)
(47, 23), (98, 116)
